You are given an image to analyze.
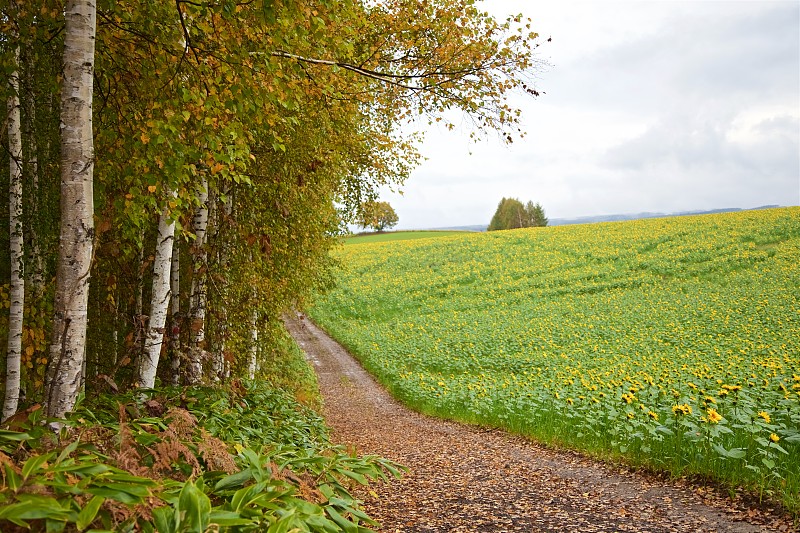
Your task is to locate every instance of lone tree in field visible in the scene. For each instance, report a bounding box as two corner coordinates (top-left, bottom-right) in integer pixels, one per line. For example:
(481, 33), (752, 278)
(359, 201), (399, 232)
(488, 198), (548, 231)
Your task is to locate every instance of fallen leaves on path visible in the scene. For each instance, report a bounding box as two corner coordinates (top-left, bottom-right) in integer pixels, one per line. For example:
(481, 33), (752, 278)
(286, 316), (796, 533)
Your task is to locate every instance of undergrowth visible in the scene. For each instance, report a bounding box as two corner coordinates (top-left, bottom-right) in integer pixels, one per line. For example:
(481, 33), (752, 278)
(0, 381), (402, 532)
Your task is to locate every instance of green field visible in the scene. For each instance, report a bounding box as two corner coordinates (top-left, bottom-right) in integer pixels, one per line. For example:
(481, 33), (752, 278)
(311, 207), (800, 511)
(344, 230), (473, 245)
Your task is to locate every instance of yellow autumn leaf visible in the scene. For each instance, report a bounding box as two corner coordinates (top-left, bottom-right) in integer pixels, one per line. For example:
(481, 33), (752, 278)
(148, 185), (157, 193)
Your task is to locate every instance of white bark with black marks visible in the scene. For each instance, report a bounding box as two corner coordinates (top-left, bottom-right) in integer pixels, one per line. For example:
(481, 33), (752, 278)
(247, 308), (258, 380)
(187, 177), (208, 383)
(136, 191), (177, 389)
(4, 45), (24, 422)
(169, 242), (181, 385)
(44, 0), (96, 421)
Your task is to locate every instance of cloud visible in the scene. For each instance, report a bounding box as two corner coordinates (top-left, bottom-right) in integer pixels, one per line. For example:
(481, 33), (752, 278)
(382, 1), (800, 229)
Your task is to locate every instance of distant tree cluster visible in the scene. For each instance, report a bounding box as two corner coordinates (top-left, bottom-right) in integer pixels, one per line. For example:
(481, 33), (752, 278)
(358, 201), (399, 232)
(488, 198), (548, 231)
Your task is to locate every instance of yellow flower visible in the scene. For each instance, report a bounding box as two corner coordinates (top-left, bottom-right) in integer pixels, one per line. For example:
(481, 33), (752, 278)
(627, 412), (635, 419)
(647, 411), (659, 421)
(622, 392), (634, 404)
(769, 433), (780, 443)
(758, 411), (771, 424)
(706, 408), (722, 424)
(672, 404), (692, 416)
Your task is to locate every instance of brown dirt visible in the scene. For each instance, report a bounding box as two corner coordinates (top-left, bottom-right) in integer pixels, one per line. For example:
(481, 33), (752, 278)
(285, 316), (796, 533)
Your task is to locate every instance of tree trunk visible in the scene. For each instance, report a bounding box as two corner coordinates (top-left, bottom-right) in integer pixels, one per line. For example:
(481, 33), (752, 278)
(247, 307), (258, 380)
(212, 191), (233, 382)
(134, 232), (145, 348)
(4, 45), (24, 422)
(136, 194), (176, 388)
(186, 177), (208, 384)
(169, 242), (181, 385)
(44, 0), (96, 421)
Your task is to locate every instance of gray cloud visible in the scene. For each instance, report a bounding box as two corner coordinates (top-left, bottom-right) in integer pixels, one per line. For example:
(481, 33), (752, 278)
(383, 1), (799, 229)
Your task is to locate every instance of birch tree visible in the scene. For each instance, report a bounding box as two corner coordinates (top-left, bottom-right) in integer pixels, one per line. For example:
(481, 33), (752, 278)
(135, 190), (177, 389)
(3, 43), (24, 421)
(186, 177), (208, 384)
(44, 0), (96, 420)
(169, 243), (181, 385)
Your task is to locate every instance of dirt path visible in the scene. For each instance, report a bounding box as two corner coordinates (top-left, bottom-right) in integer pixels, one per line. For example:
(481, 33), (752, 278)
(285, 316), (794, 533)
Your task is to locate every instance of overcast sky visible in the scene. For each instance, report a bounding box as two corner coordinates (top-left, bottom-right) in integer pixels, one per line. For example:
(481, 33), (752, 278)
(380, 0), (800, 230)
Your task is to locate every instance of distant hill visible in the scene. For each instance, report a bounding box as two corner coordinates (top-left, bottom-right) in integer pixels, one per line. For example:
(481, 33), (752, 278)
(428, 205), (782, 232)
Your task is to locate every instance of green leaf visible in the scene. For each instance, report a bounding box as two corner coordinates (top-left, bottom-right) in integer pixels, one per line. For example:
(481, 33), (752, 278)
(177, 479), (211, 533)
(4, 464), (22, 492)
(84, 483), (149, 505)
(51, 462), (110, 476)
(326, 506), (357, 533)
(0, 429), (32, 442)
(338, 469), (367, 485)
(713, 444), (746, 459)
(266, 512), (295, 533)
(771, 443), (789, 455)
(46, 517), (67, 533)
(55, 439), (81, 466)
(77, 495), (105, 531)
(208, 510), (255, 527)
(22, 452), (54, 480)
(214, 469), (253, 491)
(152, 505), (177, 533)
(0, 495), (72, 521)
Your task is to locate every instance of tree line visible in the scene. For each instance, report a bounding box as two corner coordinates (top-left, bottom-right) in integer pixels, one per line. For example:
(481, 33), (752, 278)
(1, 0), (543, 422)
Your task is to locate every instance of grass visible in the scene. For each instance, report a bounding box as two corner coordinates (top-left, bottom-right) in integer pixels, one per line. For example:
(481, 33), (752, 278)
(343, 230), (473, 245)
(310, 207), (800, 515)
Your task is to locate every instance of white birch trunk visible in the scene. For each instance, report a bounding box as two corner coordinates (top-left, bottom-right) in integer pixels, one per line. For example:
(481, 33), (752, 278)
(187, 177), (208, 384)
(247, 307), (258, 380)
(44, 0), (96, 420)
(169, 243), (181, 385)
(3, 46), (24, 421)
(135, 193), (176, 389)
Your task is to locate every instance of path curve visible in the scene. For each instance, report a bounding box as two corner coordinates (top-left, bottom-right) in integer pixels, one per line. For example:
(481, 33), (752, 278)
(285, 316), (793, 533)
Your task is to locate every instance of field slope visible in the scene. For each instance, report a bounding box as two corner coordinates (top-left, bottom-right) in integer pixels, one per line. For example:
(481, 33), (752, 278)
(344, 230), (472, 245)
(310, 207), (800, 512)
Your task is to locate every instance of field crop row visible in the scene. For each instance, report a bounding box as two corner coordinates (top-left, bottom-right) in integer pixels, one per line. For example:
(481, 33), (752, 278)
(310, 208), (800, 512)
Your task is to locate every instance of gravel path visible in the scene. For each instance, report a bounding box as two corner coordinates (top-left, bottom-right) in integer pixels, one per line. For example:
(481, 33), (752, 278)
(285, 316), (794, 533)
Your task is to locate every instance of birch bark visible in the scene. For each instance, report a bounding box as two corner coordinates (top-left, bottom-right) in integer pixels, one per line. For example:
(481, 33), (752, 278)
(247, 307), (258, 380)
(3, 45), (24, 421)
(169, 243), (181, 385)
(135, 192), (176, 388)
(186, 177), (208, 383)
(44, 0), (96, 420)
